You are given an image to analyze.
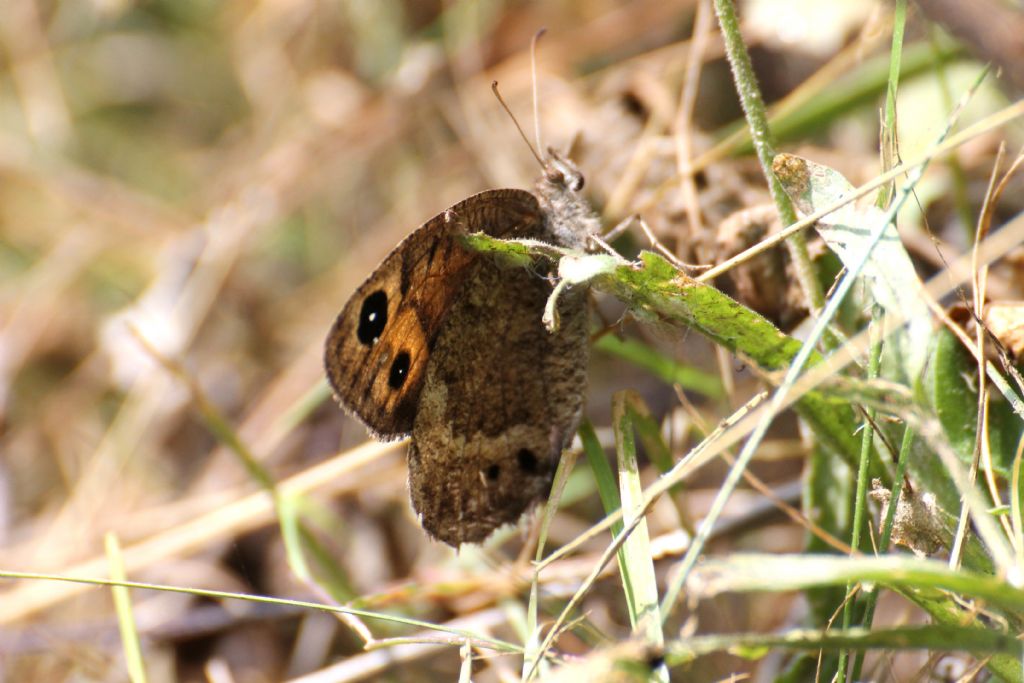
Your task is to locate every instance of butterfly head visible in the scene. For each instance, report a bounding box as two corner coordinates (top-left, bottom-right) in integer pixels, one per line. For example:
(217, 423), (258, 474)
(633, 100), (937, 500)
(542, 149), (585, 193)
(535, 148), (599, 249)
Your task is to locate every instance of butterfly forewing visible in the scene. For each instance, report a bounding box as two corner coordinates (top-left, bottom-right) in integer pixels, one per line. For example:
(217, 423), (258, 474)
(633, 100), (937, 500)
(324, 189), (545, 439)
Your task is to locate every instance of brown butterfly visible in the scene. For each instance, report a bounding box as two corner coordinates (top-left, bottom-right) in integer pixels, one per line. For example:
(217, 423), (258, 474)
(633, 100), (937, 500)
(324, 149), (598, 546)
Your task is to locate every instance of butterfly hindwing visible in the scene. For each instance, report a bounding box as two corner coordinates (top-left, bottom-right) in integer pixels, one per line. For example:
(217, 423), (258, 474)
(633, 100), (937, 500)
(408, 262), (590, 545)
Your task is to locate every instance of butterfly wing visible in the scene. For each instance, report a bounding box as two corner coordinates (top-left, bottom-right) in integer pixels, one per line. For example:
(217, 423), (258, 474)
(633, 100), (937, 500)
(407, 249), (590, 546)
(324, 189), (545, 439)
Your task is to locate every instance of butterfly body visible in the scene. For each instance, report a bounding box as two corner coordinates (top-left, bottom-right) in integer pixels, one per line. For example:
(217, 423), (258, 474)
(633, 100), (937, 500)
(325, 152), (597, 546)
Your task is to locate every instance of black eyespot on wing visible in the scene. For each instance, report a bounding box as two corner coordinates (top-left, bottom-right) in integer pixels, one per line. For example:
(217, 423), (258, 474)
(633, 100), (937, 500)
(357, 290), (388, 345)
(388, 351), (410, 389)
(516, 448), (538, 473)
(486, 464), (500, 481)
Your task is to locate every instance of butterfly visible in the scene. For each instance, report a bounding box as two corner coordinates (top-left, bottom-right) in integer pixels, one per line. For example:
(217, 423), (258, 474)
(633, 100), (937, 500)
(324, 147), (599, 546)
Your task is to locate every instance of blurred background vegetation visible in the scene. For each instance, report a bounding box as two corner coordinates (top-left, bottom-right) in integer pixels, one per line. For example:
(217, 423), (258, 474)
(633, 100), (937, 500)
(1, 0), (1022, 681)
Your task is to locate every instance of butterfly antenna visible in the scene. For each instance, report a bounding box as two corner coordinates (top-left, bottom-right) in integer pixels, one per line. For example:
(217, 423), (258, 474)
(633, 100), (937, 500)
(530, 28), (546, 154)
(491, 80), (545, 170)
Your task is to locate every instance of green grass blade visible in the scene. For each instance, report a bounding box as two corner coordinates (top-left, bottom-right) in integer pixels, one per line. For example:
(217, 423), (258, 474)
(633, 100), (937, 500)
(594, 334), (723, 399)
(612, 392), (665, 662)
(665, 625), (1022, 664)
(523, 449), (579, 679)
(579, 420), (625, 537)
(876, 0), (907, 208)
(688, 553), (1024, 610)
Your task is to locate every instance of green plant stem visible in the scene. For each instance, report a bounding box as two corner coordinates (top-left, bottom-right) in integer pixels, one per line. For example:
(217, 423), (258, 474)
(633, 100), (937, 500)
(877, 0), (906, 208)
(851, 424), (917, 680)
(837, 312), (883, 682)
(712, 0), (826, 323)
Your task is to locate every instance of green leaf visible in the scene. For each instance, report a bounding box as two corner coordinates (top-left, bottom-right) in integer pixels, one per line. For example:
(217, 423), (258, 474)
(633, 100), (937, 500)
(775, 153), (932, 381)
(928, 327), (980, 460)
